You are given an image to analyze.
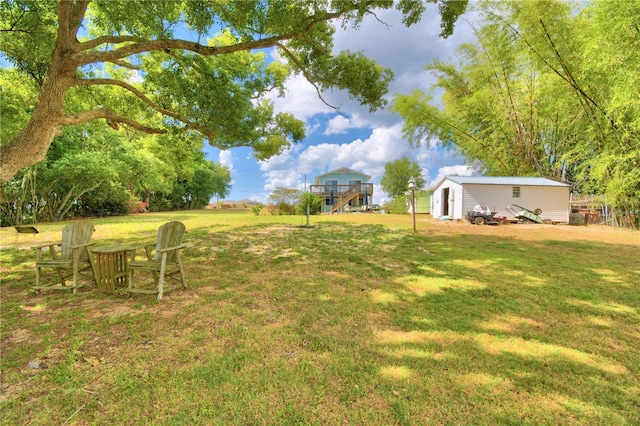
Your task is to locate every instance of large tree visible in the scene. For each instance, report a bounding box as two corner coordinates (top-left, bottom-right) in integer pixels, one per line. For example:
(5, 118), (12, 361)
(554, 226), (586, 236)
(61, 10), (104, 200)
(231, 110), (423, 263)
(380, 156), (425, 198)
(0, 0), (467, 185)
(392, 1), (582, 180)
(392, 0), (639, 222)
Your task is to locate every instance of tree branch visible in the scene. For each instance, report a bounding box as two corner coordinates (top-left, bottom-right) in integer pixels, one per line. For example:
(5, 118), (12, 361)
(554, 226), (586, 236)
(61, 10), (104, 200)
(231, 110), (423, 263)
(106, 60), (142, 70)
(299, 1), (378, 33)
(537, 18), (618, 132)
(67, 0), (90, 43)
(56, 180), (103, 220)
(74, 35), (294, 66)
(405, 100), (506, 172)
(498, 13), (618, 142)
(0, 6), (28, 32)
(78, 35), (146, 51)
(276, 43), (343, 114)
(60, 107), (165, 134)
(70, 77), (219, 138)
(74, 4), (366, 66)
(469, 23), (525, 154)
(56, 0), (72, 48)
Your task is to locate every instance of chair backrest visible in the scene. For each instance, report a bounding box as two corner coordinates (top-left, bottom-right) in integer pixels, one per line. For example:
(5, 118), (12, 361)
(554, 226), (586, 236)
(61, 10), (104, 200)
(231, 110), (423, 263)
(154, 221), (186, 262)
(60, 221), (95, 260)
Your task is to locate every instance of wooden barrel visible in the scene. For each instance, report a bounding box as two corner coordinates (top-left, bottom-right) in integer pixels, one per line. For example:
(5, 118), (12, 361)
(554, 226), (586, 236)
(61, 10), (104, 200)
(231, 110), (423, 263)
(569, 213), (586, 226)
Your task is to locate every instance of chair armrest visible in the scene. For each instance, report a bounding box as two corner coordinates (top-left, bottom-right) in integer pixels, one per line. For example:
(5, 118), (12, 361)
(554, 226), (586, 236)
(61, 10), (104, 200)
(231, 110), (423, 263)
(32, 242), (61, 250)
(68, 242), (96, 249)
(127, 243), (154, 251)
(129, 243), (156, 261)
(158, 244), (187, 253)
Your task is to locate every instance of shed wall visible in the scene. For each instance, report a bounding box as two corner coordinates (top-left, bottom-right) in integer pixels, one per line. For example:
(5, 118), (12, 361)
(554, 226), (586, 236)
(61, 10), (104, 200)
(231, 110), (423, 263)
(415, 191), (432, 214)
(462, 184), (569, 222)
(432, 181), (463, 219)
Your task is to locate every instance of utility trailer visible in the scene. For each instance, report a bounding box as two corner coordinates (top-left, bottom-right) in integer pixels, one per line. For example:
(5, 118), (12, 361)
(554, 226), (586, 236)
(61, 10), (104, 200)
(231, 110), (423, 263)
(506, 204), (544, 224)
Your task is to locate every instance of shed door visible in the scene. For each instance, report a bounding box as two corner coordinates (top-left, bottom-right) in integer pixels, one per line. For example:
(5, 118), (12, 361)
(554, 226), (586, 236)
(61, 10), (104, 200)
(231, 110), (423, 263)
(442, 187), (449, 216)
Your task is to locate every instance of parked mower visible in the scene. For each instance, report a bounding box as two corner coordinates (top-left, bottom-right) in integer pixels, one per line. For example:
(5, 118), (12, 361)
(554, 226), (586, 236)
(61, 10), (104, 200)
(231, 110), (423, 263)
(466, 205), (508, 225)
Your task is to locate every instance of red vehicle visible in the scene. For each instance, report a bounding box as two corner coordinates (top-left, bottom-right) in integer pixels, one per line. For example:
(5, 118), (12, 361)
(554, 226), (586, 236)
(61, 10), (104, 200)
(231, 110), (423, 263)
(466, 208), (508, 225)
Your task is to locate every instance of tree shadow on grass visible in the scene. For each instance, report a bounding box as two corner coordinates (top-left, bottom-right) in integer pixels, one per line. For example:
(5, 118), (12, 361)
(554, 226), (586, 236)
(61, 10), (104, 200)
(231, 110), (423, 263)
(1, 219), (638, 424)
(369, 231), (639, 424)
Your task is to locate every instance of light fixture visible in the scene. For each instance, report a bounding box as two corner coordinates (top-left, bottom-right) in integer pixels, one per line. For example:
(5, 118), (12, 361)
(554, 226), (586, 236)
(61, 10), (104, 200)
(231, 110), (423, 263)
(408, 177), (416, 232)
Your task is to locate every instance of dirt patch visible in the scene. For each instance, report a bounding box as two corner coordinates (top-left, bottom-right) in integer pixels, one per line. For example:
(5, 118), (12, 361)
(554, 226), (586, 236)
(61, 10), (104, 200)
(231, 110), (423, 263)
(6, 328), (34, 346)
(421, 218), (640, 246)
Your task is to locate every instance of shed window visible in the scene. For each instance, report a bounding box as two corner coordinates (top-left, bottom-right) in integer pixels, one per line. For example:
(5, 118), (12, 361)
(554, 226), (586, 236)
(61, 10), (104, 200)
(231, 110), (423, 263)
(512, 186), (521, 198)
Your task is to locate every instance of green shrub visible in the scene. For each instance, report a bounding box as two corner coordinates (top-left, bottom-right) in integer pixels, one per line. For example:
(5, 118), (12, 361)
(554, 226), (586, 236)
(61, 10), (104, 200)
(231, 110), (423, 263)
(387, 195), (409, 214)
(297, 192), (322, 215)
(251, 203), (263, 216)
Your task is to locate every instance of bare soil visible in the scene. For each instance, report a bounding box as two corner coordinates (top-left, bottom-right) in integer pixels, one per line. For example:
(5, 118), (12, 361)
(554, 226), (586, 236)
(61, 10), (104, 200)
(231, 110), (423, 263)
(420, 218), (640, 246)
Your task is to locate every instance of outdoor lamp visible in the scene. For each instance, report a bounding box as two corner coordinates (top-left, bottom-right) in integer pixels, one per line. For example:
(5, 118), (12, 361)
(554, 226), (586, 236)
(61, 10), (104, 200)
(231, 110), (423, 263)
(408, 177), (416, 232)
(408, 176), (416, 190)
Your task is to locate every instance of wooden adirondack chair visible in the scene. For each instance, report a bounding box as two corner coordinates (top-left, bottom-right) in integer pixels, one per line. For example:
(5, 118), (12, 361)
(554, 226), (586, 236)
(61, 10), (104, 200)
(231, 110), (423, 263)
(33, 221), (97, 294)
(126, 221), (187, 300)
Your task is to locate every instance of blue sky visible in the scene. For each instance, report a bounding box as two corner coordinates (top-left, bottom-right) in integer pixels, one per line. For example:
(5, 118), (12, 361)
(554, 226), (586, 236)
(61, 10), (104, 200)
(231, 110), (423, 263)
(204, 5), (477, 204)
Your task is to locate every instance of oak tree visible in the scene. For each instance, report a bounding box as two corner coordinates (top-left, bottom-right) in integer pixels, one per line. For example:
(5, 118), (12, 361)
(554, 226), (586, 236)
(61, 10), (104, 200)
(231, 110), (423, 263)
(0, 0), (467, 185)
(380, 156), (425, 198)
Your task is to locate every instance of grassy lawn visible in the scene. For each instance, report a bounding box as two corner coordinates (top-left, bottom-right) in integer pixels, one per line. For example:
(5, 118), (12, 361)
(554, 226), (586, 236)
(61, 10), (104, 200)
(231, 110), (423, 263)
(1, 210), (639, 425)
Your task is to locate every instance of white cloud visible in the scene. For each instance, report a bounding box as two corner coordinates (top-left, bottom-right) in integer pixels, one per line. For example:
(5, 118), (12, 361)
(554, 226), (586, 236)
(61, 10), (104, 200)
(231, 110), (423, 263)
(267, 74), (333, 122)
(259, 147), (295, 172)
(265, 6), (476, 130)
(223, 6), (479, 202)
(257, 124), (472, 201)
(325, 115), (355, 135)
(261, 168), (303, 193)
(259, 123), (423, 200)
(258, 147), (305, 193)
(298, 124), (412, 178)
(295, 143), (341, 173)
(432, 165), (473, 186)
(218, 150), (235, 173)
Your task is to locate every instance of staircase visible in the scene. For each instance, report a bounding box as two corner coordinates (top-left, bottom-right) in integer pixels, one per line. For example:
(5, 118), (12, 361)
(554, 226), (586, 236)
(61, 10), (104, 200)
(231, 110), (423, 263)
(330, 186), (359, 213)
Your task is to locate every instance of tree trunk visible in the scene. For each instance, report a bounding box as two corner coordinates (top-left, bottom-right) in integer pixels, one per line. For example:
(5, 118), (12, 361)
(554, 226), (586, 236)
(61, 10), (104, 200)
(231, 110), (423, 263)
(0, 53), (73, 186)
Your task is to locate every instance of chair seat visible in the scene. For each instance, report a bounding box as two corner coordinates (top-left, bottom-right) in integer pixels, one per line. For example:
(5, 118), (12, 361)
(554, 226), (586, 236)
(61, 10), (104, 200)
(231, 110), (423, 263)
(36, 260), (74, 268)
(33, 282), (85, 291)
(125, 287), (161, 295)
(129, 260), (162, 270)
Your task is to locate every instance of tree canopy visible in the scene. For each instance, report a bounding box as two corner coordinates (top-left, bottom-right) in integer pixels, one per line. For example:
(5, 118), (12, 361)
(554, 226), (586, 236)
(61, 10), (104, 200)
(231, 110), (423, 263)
(0, 0), (468, 185)
(392, 0), (639, 223)
(0, 117), (232, 223)
(380, 156), (425, 198)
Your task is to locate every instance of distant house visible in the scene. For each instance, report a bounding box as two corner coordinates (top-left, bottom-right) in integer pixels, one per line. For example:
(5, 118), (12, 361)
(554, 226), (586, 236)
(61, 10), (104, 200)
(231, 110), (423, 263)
(310, 167), (373, 214)
(431, 176), (571, 223)
(415, 190), (433, 214)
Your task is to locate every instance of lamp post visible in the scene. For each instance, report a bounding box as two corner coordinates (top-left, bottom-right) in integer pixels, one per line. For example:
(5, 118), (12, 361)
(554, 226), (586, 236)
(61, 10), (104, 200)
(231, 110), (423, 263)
(408, 176), (416, 233)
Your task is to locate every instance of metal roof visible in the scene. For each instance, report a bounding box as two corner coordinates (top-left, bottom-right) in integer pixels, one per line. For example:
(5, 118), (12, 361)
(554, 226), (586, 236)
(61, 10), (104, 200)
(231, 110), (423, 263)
(315, 167), (371, 180)
(441, 176), (570, 187)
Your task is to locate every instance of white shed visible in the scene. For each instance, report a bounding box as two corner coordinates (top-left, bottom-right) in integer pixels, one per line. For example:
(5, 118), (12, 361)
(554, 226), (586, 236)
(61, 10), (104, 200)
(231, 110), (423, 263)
(431, 176), (571, 223)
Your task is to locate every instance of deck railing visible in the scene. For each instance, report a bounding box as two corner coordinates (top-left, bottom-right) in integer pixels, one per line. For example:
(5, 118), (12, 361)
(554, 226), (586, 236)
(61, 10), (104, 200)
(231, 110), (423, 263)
(309, 183), (374, 197)
(310, 183), (374, 213)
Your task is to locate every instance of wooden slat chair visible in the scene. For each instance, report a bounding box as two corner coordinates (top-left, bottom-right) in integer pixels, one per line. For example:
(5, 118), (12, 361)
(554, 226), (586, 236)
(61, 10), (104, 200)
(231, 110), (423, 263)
(126, 221), (187, 300)
(33, 221), (97, 294)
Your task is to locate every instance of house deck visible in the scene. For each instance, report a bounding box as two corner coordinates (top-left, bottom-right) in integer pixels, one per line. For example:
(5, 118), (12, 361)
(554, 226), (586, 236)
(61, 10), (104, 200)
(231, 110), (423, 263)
(310, 183), (374, 213)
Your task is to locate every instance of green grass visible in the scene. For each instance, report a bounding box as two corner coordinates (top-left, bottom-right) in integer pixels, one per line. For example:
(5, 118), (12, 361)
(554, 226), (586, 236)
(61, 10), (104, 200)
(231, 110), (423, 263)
(1, 210), (639, 425)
